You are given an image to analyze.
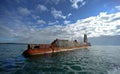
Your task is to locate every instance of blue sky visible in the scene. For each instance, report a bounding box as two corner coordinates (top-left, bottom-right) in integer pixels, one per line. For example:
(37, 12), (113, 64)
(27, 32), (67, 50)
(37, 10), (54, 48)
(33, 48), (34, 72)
(0, 0), (120, 44)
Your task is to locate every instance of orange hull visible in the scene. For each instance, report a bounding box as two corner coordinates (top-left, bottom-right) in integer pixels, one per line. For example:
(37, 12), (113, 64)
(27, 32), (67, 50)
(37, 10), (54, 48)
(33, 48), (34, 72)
(23, 46), (90, 56)
(23, 48), (53, 56)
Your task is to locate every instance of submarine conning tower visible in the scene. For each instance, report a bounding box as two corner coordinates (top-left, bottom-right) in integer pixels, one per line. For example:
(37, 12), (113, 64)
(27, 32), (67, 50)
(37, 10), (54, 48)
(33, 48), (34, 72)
(84, 34), (88, 43)
(83, 34), (91, 46)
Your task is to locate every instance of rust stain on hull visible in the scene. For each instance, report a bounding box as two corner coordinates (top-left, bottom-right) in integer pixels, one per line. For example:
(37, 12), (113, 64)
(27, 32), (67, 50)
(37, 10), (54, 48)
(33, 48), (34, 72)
(23, 46), (90, 56)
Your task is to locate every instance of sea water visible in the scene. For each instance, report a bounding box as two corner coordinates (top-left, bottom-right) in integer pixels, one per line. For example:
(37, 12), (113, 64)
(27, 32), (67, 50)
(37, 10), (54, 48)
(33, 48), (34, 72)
(0, 44), (120, 74)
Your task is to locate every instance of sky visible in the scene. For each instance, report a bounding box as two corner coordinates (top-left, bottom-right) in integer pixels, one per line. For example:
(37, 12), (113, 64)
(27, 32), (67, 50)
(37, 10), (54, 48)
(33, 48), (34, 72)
(0, 0), (120, 45)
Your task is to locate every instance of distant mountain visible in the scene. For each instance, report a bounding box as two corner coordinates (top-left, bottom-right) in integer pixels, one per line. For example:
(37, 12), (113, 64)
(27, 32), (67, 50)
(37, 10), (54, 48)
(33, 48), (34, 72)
(0, 43), (28, 45)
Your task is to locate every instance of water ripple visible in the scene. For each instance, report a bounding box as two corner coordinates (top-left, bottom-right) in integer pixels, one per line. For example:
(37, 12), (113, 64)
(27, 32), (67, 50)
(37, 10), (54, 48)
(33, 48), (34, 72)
(0, 44), (120, 74)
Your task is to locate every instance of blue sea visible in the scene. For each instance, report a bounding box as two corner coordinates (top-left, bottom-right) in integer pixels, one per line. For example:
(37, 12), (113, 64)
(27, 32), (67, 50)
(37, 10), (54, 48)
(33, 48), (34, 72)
(0, 44), (120, 74)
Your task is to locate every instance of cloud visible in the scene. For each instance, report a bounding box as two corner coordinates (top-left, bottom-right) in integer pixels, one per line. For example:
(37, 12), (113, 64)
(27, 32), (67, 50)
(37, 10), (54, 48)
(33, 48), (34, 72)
(37, 4), (48, 11)
(37, 20), (46, 24)
(45, 0), (60, 5)
(0, 24), (13, 37)
(68, 13), (72, 17)
(51, 8), (66, 19)
(66, 12), (120, 37)
(115, 6), (120, 11)
(64, 20), (71, 24)
(18, 7), (31, 16)
(0, 20), (33, 43)
(1, 11), (120, 43)
(81, 1), (86, 6)
(70, 0), (86, 9)
(51, 0), (60, 4)
(48, 20), (59, 25)
(32, 15), (40, 19)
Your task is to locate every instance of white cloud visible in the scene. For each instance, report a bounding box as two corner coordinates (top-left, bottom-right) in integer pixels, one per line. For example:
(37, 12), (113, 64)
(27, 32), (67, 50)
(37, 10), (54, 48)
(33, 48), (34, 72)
(32, 15), (40, 19)
(18, 7), (31, 16)
(1, 10), (120, 43)
(0, 24), (13, 37)
(51, 8), (66, 19)
(48, 20), (59, 25)
(115, 6), (120, 10)
(68, 13), (72, 17)
(52, 0), (60, 4)
(37, 20), (46, 24)
(37, 4), (48, 11)
(66, 12), (120, 37)
(70, 0), (86, 9)
(81, 1), (86, 7)
(64, 20), (71, 24)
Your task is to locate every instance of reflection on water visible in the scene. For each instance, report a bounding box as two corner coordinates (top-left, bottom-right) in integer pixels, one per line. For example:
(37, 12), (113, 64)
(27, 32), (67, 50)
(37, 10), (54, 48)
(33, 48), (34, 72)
(0, 44), (120, 74)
